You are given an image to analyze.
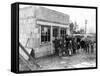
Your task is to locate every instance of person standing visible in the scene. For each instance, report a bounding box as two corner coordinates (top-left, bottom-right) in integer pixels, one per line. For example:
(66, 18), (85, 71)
(59, 36), (63, 56)
(77, 37), (81, 51)
(62, 37), (66, 56)
(80, 40), (86, 53)
(86, 40), (89, 54)
(91, 41), (94, 53)
(72, 37), (77, 54)
(65, 35), (69, 56)
(53, 37), (59, 56)
(68, 38), (73, 56)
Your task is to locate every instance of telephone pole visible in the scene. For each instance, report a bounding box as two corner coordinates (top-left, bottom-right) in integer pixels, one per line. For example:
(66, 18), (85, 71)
(85, 20), (87, 34)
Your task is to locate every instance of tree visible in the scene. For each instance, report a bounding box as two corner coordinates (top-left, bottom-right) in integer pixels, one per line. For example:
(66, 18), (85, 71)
(69, 22), (74, 34)
(74, 21), (78, 31)
(70, 22), (78, 34)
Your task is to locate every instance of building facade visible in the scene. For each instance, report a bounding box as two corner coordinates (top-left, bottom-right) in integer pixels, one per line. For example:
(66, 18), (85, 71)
(19, 6), (70, 59)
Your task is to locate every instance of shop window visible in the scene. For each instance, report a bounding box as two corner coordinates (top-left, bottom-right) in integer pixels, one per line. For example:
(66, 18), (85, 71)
(60, 28), (66, 37)
(53, 27), (59, 37)
(41, 26), (51, 43)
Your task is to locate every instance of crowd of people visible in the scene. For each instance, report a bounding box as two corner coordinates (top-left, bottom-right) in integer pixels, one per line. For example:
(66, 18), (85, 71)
(53, 35), (95, 56)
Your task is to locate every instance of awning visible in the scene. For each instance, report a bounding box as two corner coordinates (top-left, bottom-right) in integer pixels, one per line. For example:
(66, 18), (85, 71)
(37, 20), (69, 28)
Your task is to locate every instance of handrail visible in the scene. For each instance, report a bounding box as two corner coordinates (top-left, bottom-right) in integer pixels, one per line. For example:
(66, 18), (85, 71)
(19, 53), (33, 70)
(19, 42), (41, 68)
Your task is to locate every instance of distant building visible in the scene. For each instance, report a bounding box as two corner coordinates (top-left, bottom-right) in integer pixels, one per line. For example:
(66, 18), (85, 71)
(19, 6), (70, 59)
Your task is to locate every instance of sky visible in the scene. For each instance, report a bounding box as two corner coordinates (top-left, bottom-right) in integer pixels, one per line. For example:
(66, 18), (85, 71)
(20, 5), (96, 33)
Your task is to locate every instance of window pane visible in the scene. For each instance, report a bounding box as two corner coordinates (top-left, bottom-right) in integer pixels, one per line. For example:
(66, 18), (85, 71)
(60, 28), (66, 37)
(53, 28), (58, 37)
(41, 26), (50, 43)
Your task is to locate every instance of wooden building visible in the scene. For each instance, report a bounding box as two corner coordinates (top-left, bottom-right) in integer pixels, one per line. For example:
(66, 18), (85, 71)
(19, 6), (70, 59)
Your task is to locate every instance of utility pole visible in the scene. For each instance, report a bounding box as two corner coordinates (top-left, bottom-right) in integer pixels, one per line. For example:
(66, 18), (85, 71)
(85, 20), (87, 34)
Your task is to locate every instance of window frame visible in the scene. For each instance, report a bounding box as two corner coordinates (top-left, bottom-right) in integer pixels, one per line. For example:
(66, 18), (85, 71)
(60, 28), (67, 37)
(40, 25), (51, 45)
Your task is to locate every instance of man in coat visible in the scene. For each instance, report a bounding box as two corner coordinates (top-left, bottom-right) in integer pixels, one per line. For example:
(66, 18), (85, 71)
(53, 37), (60, 56)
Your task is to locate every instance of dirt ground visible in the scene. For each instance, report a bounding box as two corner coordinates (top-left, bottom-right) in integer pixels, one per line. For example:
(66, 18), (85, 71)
(35, 52), (96, 70)
(19, 50), (96, 71)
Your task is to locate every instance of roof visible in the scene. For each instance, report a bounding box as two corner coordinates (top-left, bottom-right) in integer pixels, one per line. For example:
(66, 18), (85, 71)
(20, 6), (70, 25)
(36, 7), (70, 25)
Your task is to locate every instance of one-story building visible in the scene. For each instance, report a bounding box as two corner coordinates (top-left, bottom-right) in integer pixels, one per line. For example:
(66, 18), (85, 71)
(19, 6), (70, 59)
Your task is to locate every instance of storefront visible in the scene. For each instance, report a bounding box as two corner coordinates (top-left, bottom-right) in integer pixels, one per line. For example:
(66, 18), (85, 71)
(19, 6), (70, 59)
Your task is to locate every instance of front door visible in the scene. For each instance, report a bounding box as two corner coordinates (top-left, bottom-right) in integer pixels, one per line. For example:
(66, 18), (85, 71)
(53, 26), (59, 39)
